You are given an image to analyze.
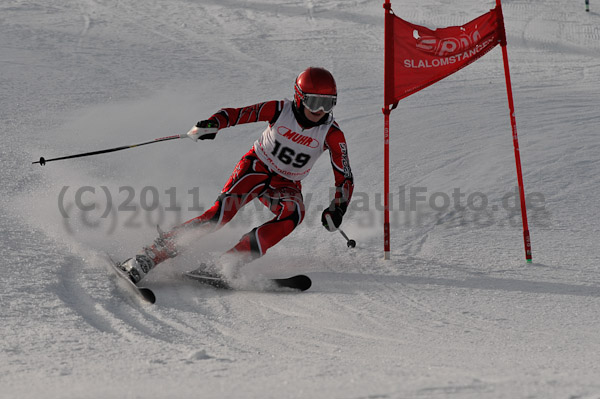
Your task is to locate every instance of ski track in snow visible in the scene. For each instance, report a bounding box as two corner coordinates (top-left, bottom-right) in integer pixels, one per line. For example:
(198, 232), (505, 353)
(2, 0), (600, 398)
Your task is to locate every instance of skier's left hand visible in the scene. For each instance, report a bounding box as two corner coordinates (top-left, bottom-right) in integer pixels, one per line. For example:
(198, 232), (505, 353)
(321, 205), (345, 231)
(186, 120), (218, 141)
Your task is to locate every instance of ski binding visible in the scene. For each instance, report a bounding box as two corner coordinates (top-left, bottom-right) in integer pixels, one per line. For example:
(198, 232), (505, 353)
(106, 256), (156, 304)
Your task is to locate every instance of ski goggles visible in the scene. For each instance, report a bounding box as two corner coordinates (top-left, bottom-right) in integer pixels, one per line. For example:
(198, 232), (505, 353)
(302, 93), (337, 113)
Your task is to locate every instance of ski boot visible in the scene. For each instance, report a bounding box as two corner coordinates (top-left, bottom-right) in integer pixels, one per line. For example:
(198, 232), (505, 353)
(117, 255), (155, 284)
(185, 252), (247, 282)
(187, 262), (224, 279)
(118, 226), (178, 284)
(144, 226), (178, 265)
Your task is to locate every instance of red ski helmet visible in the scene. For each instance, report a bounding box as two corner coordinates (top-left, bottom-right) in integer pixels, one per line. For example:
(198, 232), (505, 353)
(294, 67), (337, 113)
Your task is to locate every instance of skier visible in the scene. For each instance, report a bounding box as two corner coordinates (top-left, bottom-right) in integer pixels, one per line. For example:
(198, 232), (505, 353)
(117, 67), (354, 284)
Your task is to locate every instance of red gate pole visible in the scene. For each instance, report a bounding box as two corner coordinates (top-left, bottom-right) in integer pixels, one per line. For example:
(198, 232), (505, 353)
(382, 0), (393, 260)
(383, 108), (391, 260)
(497, 0), (532, 263)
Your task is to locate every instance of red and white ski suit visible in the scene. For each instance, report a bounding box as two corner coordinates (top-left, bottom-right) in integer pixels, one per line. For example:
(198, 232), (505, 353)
(151, 99), (353, 266)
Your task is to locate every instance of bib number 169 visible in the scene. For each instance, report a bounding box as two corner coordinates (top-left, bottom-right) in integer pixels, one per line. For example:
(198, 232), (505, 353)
(271, 140), (311, 168)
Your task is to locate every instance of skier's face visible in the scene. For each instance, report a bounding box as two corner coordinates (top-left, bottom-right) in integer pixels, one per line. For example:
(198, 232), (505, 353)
(304, 107), (326, 123)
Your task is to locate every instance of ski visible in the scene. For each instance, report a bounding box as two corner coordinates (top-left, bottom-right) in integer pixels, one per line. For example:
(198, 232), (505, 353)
(184, 271), (312, 292)
(271, 275), (312, 291)
(106, 256), (156, 304)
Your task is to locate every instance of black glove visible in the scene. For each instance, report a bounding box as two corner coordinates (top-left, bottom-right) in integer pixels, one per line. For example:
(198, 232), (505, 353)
(197, 119), (217, 128)
(196, 120), (219, 140)
(321, 202), (347, 231)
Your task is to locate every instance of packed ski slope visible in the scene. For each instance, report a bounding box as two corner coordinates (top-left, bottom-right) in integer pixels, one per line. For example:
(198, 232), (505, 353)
(2, 0), (600, 398)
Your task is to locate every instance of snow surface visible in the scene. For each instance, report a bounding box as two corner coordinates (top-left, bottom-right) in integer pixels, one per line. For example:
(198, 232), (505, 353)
(2, 0), (600, 398)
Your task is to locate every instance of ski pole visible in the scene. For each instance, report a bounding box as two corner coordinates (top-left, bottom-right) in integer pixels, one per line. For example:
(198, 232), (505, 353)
(325, 214), (357, 248)
(33, 134), (183, 166)
(338, 228), (356, 248)
(32, 125), (218, 166)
